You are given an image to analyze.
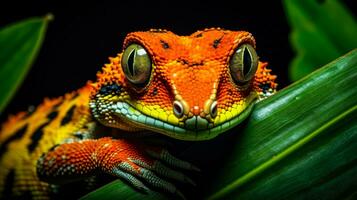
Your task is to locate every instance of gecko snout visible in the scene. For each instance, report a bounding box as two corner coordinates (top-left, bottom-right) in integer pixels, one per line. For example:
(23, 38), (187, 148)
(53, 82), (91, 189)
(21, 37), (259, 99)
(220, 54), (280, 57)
(173, 99), (218, 130)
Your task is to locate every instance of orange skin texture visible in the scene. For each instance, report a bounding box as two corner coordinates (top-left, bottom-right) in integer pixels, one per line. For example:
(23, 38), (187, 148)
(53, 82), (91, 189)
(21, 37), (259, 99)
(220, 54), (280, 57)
(92, 29), (276, 134)
(0, 28), (277, 199)
(37, 138), (156, 183)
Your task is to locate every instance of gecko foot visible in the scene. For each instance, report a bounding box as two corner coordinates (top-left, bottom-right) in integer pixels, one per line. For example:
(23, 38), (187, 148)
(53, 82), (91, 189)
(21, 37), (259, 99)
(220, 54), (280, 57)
(37, 137), (198, 199)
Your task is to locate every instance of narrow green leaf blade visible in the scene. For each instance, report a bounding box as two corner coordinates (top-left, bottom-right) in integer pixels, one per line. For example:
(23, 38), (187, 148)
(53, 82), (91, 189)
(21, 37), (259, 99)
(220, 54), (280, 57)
(207, 49), (357, 199)
(0, 15), (52, 113)
(283, 0), (357, 81)
(80, 180), (167, 200)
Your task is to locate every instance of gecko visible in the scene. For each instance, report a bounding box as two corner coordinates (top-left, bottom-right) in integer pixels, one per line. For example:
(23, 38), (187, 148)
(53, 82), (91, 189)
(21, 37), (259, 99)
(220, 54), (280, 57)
(0, 28), (277, 199)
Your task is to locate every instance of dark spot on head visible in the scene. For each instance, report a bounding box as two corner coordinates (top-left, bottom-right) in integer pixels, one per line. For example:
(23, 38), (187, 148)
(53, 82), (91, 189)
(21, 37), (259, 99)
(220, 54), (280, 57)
(27, 121), (50, 152)
(3, 169), (15, 198)
(0, 124), (28, 158)
(190, 62), (203, 66)
(178, 59), (203, 67)
(195, 33), (203, 38)
(47, 111), (58, 121)
(152, 88), (158, 96)
(160, 40), (170, 49)
(213, 37), (223, 49)
(61, 105), (76, 126)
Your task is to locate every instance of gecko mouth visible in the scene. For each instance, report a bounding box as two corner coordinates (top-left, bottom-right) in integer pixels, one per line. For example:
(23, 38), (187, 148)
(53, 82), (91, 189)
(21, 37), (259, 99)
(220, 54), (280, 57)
(111, 94), (258, 141)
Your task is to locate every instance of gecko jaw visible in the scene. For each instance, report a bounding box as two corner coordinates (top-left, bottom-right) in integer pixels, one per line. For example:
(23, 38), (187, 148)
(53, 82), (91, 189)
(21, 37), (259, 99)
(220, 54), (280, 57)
(110, 93), (258, 141)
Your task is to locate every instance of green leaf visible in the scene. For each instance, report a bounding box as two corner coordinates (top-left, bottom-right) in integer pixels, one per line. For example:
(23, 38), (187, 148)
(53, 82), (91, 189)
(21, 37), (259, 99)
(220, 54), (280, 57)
(283, 0), (357, 81)
(82, 50), (357, 199)
(81, 180), (166, 200)
(207, 49), (357, 199)
(0, 14), (52, 113)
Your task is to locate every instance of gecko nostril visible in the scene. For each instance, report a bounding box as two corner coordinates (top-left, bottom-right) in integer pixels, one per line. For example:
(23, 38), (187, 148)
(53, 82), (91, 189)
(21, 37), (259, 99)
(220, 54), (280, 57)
(210, 101), (218, 118)
(173, 100), (184, 118)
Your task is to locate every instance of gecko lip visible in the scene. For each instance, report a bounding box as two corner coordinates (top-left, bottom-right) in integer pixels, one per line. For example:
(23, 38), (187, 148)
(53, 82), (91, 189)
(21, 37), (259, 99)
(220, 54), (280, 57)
(184, 116), (209, 130)
(111, 97), (257, 141)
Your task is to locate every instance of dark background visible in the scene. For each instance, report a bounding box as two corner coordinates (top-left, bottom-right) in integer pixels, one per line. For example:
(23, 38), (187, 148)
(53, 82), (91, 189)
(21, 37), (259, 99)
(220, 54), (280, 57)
(0, 1), (356, 198)
(0, 0), (295, 120)
(0, 0), (355, 119)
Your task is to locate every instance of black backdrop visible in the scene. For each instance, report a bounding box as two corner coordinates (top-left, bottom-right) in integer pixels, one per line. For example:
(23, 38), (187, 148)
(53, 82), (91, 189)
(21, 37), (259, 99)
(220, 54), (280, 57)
(1, 0), (355, 119)
(0, 0), (296, 119)
(0, 0), (356, 198)
(0, 0), (355, 118)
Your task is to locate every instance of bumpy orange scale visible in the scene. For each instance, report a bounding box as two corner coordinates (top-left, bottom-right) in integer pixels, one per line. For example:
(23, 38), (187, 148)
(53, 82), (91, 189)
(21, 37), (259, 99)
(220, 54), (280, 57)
(0, 28), (277, 199)
(93, 30), (276, 118)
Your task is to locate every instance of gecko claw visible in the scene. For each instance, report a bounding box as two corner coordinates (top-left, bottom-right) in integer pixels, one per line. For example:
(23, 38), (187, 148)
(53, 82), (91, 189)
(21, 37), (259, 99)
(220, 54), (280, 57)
(114, 155), (192, 199)
(148, 161), (196, 186)
(112, 168), (150, 193)
(91, 139), (198, 198)
(139, 168), (187, 199)
(146, 149), (201, 172)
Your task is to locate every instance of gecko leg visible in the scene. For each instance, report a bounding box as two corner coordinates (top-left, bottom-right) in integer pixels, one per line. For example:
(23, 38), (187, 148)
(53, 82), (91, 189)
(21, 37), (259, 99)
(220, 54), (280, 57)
(36, 137), (198, 198)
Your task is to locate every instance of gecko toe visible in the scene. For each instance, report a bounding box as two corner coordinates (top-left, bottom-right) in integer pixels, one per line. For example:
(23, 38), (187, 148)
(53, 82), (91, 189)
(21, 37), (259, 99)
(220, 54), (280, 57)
(139, 168), (186, 199)
(146, 149), (200, 171)
(131, 159), (196, 186)
(112, 168), (150, 193)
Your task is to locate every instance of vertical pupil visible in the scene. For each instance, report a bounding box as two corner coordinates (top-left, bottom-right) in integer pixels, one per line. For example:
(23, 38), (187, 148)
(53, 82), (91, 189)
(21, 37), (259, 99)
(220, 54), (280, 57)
(127, 49), (136, 77)
(243, 47), (252, 77)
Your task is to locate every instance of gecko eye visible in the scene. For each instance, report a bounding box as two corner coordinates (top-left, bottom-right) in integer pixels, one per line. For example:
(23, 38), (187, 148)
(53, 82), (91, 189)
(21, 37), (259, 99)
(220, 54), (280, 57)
(121, 44), (152, 86)
(229, 43), (258, 84)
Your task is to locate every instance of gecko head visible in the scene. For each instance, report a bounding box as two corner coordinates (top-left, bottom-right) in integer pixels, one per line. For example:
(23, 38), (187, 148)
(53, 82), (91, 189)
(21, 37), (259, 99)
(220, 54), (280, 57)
(89, 28), (277, 141)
